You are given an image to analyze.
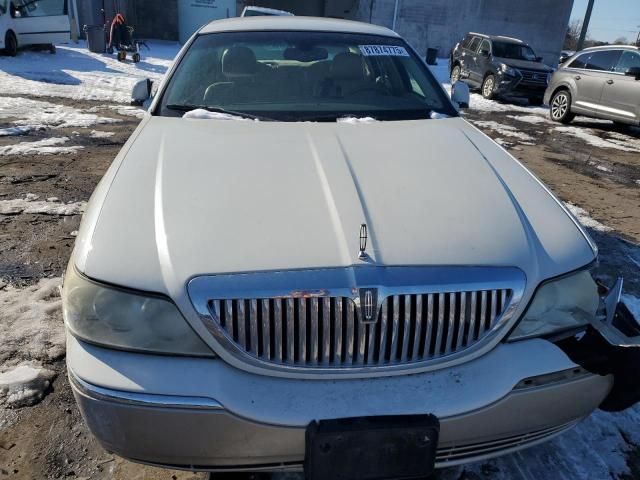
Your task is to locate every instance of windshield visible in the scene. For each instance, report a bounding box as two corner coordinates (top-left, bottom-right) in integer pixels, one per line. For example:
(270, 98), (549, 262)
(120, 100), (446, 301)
(492, 41), (537, 61)
(158, 31), (456, 121)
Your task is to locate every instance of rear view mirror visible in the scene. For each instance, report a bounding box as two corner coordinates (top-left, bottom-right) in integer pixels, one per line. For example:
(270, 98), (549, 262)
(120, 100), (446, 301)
(131, 78), (153, 106)
(625, 67), (640, 79)
(451, 81), (470, 109)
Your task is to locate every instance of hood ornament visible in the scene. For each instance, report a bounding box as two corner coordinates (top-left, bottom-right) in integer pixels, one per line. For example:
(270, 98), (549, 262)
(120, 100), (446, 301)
(359, 223), (368, 259)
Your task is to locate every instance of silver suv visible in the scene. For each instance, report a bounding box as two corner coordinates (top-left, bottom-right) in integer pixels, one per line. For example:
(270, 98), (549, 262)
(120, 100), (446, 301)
(544, 45), (640, 127)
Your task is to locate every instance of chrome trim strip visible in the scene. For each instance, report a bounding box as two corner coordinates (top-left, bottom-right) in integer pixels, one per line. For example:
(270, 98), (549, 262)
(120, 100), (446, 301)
(69, 369), (224, 410)
(575, 100), (636, 118)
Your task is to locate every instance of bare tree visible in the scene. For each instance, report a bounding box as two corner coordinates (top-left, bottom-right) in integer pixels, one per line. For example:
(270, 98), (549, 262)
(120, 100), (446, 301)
(564, 19), (583, 50)
(613, 36), (629, 45)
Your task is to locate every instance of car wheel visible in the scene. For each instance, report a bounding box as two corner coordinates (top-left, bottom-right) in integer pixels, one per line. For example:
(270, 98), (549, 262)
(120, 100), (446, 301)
(481, 74), (495, 99)
(48, 44), (56, 54)
(549, 90), (575, 123)
(451, 64), (461, 83)
(117, 50), (126, 62)
(132, 52), (141, 63)
(4, 31), (17, 57)
(528, 96), (544, 106)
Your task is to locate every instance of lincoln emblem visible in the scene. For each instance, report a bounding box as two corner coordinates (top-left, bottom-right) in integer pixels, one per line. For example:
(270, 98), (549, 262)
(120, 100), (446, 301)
(359, 288), (378, 323)
(359, 223), (368, 259)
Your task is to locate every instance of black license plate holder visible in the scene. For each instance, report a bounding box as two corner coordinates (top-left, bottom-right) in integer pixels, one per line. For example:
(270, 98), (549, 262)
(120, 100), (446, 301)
(304, 414), (439, 480)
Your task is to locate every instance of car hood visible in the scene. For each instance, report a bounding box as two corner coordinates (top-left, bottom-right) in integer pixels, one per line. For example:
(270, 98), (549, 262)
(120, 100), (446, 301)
(75, 116), (595, 295)
(494, 57), (553, 72)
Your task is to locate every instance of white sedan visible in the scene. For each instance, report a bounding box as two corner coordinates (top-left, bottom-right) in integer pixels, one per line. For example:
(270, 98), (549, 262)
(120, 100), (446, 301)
(63, 16), (640, 478)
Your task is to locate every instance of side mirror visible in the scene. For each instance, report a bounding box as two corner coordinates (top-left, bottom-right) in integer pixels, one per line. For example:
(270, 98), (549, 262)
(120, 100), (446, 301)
(535, 56), (543, 63)
(625, 66), (640, 79)
(479, 49), (490, 57)
(131, 78), (153, 106)
(451, 81), (470, 109)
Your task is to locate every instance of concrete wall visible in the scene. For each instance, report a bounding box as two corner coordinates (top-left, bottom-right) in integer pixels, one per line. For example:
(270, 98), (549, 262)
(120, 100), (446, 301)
(354, 0), (574, 66)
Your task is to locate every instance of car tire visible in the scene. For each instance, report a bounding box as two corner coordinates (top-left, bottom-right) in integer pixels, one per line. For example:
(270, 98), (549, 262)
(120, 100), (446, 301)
(49, 44), (56, 54)
(4, 31), (18, 57)
(132, 52), (141, 63)
(481, 74), (496, 100)
(549, 90), (575, 124)
(451, 64), (461, 83)
(528, 96), (544, 106)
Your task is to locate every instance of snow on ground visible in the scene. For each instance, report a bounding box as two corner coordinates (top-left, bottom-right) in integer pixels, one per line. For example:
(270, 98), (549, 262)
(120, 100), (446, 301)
(564, 202), (613, 232)
(0, 40), (178, 103)
(0, 136), (83, 156)
(553, 126), (640, 153)
(104, 105), (147, 118)
(507, 114), (550, 125)
(0, 277), (64, 406)
(89, 129), (115, 138)
(0, 95), (119, 133)
(471, 120), (535, 142)
(0, 364), (56, 408)
(0, 194), (86, 215)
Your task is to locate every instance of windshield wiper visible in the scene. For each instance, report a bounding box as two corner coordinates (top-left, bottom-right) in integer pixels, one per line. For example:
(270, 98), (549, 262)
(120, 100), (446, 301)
(166, 104), (275, 121)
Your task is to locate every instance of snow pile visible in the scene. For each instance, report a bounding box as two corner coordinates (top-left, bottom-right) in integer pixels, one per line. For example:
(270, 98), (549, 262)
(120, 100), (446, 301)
(0, 195), (86, 215)
(564, 202), (613, 232)
(507, 114), (550, 125)
(89, 130), (115, 138)
(553, 127), (640, 153)
(0, 137), (83, 156)
(338, 116), (378, 123)
(0, 40), (178, 103)
(0, 364), (56, 408)
(0, 96), (119, 131)
(0, 277), (64, 369)
(183, 109), (251, 121)
(472, 120), (535, 142)
(105, 105), (147, 119)
(430, 112), (450, 119)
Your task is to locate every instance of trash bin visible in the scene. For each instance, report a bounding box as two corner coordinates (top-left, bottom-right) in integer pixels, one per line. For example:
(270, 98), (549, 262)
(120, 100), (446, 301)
(426, 47), (438, 65)
(84, 25), (106, 53)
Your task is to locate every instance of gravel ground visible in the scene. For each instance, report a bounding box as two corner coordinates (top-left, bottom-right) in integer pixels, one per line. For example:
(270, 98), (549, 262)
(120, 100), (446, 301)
(0, 92), (639, 480)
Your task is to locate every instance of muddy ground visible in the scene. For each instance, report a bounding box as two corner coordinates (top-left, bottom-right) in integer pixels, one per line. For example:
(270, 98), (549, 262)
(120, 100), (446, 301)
(0, 94), (639, 480)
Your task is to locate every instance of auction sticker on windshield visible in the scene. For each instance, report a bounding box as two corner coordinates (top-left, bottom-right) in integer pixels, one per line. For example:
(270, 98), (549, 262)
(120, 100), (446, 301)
(359, 45), (409, 56)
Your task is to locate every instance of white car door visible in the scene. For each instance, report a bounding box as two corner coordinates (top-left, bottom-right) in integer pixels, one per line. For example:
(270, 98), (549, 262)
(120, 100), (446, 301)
(12, 0), (71, 47)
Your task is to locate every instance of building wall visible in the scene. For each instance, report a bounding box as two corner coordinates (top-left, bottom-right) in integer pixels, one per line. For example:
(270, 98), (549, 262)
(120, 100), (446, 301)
(354, 0), (574, 65)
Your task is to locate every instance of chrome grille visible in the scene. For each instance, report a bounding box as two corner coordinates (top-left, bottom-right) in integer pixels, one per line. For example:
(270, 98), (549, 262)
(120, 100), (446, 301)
(207, 289), (512, 368)
(519, 69), (548, 85)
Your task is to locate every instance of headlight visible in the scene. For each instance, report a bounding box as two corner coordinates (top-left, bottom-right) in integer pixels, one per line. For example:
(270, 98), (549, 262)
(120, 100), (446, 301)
(508, 270), (599, 341)
(63, 266), (214, 356)
(499, 63), (517, 76)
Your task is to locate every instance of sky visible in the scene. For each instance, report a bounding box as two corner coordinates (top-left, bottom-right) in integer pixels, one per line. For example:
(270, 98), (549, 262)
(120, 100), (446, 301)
(570, 0), (640, 43)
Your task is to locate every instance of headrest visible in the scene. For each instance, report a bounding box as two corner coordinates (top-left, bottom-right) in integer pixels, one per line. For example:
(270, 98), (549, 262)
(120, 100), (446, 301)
(222, 46), (257, 77)
(330, 52), (366, 81)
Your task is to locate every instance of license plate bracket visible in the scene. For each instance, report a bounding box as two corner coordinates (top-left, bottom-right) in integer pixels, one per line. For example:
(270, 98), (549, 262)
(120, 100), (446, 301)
(304, 414), (439, 480)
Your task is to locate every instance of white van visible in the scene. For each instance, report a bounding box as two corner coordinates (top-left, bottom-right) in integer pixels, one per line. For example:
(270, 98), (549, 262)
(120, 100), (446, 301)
(0, 0), (76, 56)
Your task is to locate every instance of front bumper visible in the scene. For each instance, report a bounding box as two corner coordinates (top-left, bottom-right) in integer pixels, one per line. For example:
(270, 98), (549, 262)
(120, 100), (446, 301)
(494, 72), (548, 98)
(68, 335), (613, 471)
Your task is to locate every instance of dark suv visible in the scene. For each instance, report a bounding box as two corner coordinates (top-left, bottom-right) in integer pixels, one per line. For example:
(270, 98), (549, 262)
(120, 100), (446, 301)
(450, 33), (554, 105)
